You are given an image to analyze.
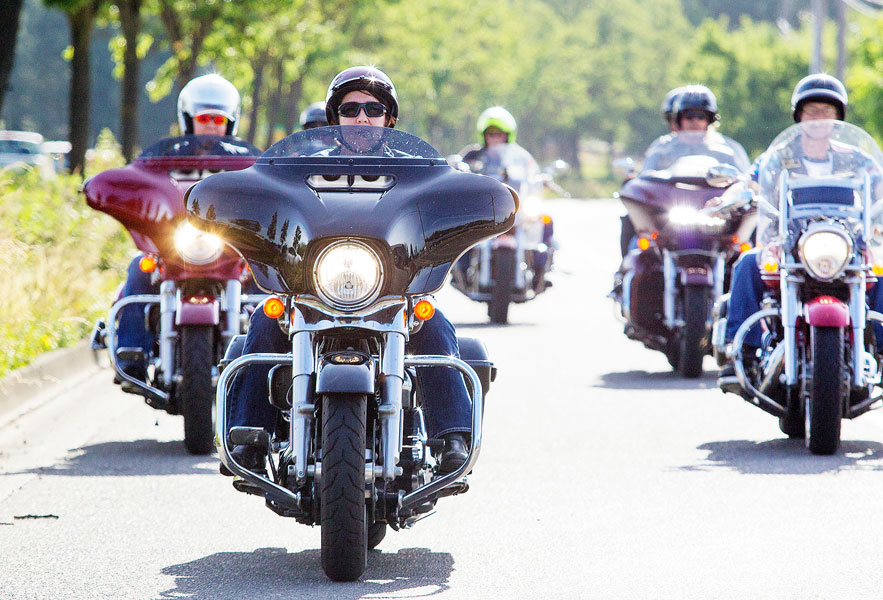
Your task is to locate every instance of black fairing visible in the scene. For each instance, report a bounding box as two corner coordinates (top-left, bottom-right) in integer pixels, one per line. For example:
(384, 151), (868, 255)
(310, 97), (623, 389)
(184, 127), (519, 295)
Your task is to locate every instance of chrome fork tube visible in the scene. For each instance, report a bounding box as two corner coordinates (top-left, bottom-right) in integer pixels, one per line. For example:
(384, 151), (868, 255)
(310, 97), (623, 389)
(781, 274), (798, 386)
(663, 249), (676, 329)
(223, 279), (242, 342)
(479, 242), (491, 288)
(290, 327), (314, 483)
(379, 332), (405, 481)
(850, 276), (866, 387)
(159, 281), (177, 387)
(713, 253), (726, 303)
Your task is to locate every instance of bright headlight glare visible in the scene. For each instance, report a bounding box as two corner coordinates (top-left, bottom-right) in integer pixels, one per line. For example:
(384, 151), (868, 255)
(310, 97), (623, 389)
(799, 229), (851, 281)
(314, 241), (382, 308)
(668, 206), (726, 228)
(174, 222), (224, 265)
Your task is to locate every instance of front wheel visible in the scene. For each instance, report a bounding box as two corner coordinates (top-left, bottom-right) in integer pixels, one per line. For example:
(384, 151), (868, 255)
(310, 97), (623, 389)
(806, 326), (844, 455)
(488, 247), (515, 324)
(179, 325), (216, 455)
(320, 393), (368, 581)
(677, 286), (708, 378)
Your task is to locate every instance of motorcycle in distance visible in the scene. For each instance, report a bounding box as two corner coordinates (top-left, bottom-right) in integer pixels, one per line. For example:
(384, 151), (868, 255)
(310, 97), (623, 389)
(85, 135), (264, 454)
(448, 144), (558, 323)
(612, 132), (755, 377)
(710, 120), (883, 455)
(187, 126), (517, 581)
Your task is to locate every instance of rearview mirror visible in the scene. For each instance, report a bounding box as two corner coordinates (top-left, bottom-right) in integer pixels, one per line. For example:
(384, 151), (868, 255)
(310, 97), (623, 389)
(705, 164), (742, 188)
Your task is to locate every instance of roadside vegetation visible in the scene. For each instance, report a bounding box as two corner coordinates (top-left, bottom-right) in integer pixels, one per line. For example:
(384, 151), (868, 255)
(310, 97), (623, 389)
(0, 130), (131, 378)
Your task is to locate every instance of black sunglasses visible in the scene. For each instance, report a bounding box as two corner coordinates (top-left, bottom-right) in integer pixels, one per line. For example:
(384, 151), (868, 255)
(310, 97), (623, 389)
(338, 101), (388, 118)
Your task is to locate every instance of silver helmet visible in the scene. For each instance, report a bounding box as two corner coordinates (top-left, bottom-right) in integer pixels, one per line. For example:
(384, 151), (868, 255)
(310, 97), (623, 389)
(177, 74), (241, 135)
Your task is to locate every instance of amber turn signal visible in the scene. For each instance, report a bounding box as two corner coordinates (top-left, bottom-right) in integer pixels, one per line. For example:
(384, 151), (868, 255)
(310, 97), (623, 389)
(263, 296), (285, 319)
(739, 242), (752, 253)
(139, 255), (157, 273)
(414, 299), (435, 321)
(637, 237), (651, 251)
(542, 215), (553, 225)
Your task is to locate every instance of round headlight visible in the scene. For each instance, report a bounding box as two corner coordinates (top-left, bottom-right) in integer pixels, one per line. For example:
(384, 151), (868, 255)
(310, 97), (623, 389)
(313, 241), (383, 309)
(174, 222), (225, 265)
(799, 228), (851, 281)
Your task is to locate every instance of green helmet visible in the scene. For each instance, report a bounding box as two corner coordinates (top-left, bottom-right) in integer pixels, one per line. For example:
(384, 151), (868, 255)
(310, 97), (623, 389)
(477, 106), (517, 144)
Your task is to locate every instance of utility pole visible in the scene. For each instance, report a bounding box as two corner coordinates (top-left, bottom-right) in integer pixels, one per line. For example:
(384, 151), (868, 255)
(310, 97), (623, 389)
(811, 0), (826, 73)
(836, 0), (847, 81)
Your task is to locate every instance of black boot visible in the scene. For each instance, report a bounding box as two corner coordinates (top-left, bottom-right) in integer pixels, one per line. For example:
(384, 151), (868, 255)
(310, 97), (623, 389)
(219, 445), (266, 477)
(438, 433), (469, 474)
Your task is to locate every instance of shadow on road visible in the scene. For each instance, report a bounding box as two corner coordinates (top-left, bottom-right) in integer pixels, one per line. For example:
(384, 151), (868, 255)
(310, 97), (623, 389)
(450, 320), (540, 330)
(157, 546), (453, 599)
(680, 438), (883, 474)
(3, 439), (216, 477)
(594, 369), (718, 390)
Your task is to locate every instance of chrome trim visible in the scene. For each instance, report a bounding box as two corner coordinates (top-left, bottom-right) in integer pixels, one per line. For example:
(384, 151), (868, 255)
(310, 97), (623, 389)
(730, 308), (786, 414)
(223, 279), (242, 341)
(106, 294), (168, 403)
(215, 352), (299, 504)
(290, 330), (313, 482)
(293, 295), (407, 334)
(311, 239), (384, 310)
(780, 269), (799, 387)
(400, 356), (483, 511)
(662, 249), (676, 329)
(379, 332), (405, 480)
(160, 281), (177, 387)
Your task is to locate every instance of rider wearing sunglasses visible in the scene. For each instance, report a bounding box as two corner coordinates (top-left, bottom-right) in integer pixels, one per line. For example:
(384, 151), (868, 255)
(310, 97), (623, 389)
(115, 73), (245, 383)
(177, 73), (241, 136)
(224, 66), (475, 484)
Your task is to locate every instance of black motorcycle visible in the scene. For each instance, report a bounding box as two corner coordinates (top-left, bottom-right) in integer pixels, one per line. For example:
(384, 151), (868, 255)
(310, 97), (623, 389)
(185, 126), (517, 581)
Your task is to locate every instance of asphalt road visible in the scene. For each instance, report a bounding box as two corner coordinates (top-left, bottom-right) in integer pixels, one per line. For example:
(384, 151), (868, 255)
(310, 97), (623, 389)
(4, 198), (883, 599)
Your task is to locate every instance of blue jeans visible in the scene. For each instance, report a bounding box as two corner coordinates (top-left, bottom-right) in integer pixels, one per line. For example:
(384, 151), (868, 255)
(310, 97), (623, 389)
(116, 255), (157, 378)
(228, 305), (473, 439)
(726, 248), (883, 347)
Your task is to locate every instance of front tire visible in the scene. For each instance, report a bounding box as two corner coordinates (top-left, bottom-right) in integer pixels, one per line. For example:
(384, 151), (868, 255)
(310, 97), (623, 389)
(179, 325), (215, 455)
(806, 326), (844, 455)
(677, 286), (708, 378)
(320, 394), (368, 581)
(488, 247), (515, 324)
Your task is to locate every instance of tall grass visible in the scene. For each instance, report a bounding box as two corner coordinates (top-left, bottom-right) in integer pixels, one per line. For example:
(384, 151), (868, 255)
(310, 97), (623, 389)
(0, 132), (133, 378)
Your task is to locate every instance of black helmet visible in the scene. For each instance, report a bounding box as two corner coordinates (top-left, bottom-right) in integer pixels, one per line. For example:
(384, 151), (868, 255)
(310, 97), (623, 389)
(662, 86), (685, 122)
(791, 73), (847, 122)
(300, 101), (328, 129)
(325, 66), (399, 128)
(673, 85), (719, 124)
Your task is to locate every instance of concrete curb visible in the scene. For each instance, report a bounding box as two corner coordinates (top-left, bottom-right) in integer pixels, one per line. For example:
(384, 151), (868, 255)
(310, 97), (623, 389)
(0, 341), (104, 422)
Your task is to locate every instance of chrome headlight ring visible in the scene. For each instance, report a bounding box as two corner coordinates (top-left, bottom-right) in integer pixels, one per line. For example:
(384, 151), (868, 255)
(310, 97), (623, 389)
(797, 223), (853, 282)
(174, 221), (225, 265)
(312, 239), (384, 310)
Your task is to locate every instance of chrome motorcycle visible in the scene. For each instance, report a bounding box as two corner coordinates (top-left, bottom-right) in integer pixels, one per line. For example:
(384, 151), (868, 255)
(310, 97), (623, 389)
(712, 120), (883, 454)
(613, 132), (755, 377)
(186, 126), (517, 580)
(450, 143), (557, 323)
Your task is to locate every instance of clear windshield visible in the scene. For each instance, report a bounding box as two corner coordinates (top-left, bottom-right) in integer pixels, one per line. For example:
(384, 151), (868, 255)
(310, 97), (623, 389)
(478, 143), (541, 195)
(262, 126), (442, 159)
(138, 135), (261, 158)
(757, 120), (883, 212)
(640, 130), (750, 177)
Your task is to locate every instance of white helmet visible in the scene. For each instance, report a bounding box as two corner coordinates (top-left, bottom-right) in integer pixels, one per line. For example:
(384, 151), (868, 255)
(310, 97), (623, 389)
(177, 74), (241, 135)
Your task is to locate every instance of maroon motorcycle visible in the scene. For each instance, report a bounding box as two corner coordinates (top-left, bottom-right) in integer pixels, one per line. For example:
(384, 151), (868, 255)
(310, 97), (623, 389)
(85, 135), (261, 453)
(612, 132), (755, 377)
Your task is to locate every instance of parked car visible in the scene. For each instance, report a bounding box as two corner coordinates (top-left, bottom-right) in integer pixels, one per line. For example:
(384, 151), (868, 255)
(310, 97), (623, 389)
(0, 131), (70, 175)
